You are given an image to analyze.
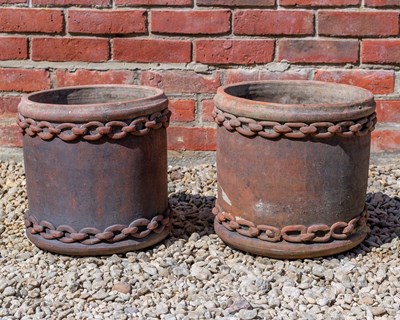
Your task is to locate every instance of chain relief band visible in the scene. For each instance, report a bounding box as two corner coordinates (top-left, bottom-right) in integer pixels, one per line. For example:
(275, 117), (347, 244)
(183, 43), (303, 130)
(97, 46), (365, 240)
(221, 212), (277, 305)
(17, 108), (171, 142)
(24, 208), (171, 245)
(213, 205), (368, 244)
(213, 107), (377, 139)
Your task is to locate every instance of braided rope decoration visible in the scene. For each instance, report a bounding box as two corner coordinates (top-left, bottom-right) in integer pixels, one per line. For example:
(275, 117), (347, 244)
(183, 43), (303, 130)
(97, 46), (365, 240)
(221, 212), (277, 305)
(213, 205), (368, 243)
(17, 108), (171, 142)
(24, 209), (171, 245)
(213, 107), (377, 139)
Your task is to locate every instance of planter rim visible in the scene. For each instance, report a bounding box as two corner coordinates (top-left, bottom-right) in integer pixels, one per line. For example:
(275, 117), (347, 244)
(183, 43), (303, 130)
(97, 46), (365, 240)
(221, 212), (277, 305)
(18, 84), (168, 122)
(214, 80), (375, 122)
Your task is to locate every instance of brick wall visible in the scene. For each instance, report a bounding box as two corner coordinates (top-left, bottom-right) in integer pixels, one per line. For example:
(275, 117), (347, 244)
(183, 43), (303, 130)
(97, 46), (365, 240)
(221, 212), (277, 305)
(0, 0), (399, 152)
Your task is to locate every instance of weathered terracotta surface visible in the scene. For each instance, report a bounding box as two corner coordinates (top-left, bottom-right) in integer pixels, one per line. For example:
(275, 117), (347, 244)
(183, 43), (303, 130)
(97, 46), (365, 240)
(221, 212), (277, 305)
(213, 80), (376, 259)
(18, 85), (171, 256)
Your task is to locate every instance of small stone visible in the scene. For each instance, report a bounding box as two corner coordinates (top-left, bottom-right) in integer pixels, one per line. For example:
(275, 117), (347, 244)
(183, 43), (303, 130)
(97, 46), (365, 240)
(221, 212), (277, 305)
(16, 252), (31, 261)
(93, 290), (108, 300)
(175, 301), (187, 312)
(189, 232), (201, 242)
(335, 273), (353, 289)
(312, 265), (325, 278)
(371, 307), (386, 316)
(92, 280), (106, 291)
(282, 286), (301, 299)
(26, 278), (40, 289)
(144, 265), (158, 276)
(170, 171), (184, 181)
(124, 307), (139, 315)
(80, 292), (90, 299)
(360, 296), (374, 305)
(156, 302), (169, 315)
(238, 309), (258, 320)
(228, 296), (252, 314)
(268, 297), (281, 308)
(112, 282), (131, 294)
(204, 301), (216, 309)
(172, 265), (190, 277)
(28, 288), (40, 298)
(190, 263), (211, 281)
(20, 288), (28, 297)
(316, 297), (330, 307)
(156, 266), (170, 277)
(3, 286), (16, 296)
(57, 309), (73, 319)
(304, 292), (316, 304)
(344, 294), (353, 304)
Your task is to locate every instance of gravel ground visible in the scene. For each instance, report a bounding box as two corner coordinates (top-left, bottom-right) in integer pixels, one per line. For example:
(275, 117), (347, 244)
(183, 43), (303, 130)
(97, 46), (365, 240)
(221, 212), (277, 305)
(0, 160), (399, 320)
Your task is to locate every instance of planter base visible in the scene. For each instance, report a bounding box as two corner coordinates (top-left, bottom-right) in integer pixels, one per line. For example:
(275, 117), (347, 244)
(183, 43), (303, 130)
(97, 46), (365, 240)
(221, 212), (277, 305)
(214, 219), (367, 259)
(26, 226), (170, 256)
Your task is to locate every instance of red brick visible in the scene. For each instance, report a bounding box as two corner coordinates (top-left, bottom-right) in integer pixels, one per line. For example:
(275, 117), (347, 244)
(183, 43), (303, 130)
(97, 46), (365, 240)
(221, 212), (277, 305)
(225, 69), (309, 84)
(32, 38), (109, 62)
(151, 10), (230, 35)
(168, 126), (216, 151)
(376, 100), (400, 123)
(278, 39), (359, 64)
(365, 0), (400, 7)
(362, 40), (400, 64)
(0, 8), (63, 33)
(55, 69), (135, 87)
(0, 96), (20, 116)
(0, 69), (50, 92)
(169, 100), (195, 122)
(280, 0), (360, 6)
(314, 69), (394, 94)
(113, 39), (191, 63)
(0, 120), (22, 147)
(32, 0), (109, 5)
(140, 71), (221, 94)
(195, 39), (274, 65)
(318, 11), (399, 37)
(201, 99), (215, 122)
(116, 0), (192, 5)
(197, 0), (275, 6)
(234, 10), (313, 35)
(371, 129), (400, 152)
(68, 10), (146, 34)
(0, 0), (26, 3)
(0, 37), (28, 60)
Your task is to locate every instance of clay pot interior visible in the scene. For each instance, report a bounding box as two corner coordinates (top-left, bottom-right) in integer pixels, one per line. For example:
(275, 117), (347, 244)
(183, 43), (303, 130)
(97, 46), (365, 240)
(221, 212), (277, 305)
(224, 81), (373, 106)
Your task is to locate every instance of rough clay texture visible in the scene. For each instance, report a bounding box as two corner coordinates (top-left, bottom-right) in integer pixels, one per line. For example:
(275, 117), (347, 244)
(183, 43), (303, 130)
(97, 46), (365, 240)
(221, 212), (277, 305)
(0, 160), (399, 319)
(0, 1), (399, 152)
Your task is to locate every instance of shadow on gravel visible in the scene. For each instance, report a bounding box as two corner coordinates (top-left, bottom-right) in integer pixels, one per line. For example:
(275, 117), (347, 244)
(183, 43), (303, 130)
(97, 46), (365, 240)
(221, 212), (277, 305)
(358, 192), (400, 252)
(168, 193), (216, 240)
(321, 192), (400, 260)
(166, 191), (400, 258)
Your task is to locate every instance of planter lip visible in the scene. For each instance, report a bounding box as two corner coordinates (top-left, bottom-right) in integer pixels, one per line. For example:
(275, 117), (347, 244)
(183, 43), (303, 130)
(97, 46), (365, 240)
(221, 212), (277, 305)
(214, 80), (376, 122)
(18, 84), (168, 123)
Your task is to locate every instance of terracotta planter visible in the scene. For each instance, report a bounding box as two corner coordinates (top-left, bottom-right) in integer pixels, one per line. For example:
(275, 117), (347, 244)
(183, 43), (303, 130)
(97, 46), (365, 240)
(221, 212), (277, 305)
(18, 85), (171, 256)
(212, 80), (376, 259)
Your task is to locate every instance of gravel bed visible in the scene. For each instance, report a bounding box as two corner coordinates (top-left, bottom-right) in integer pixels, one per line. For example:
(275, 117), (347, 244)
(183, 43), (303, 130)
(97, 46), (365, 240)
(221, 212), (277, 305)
(0, 160), (399, 320)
